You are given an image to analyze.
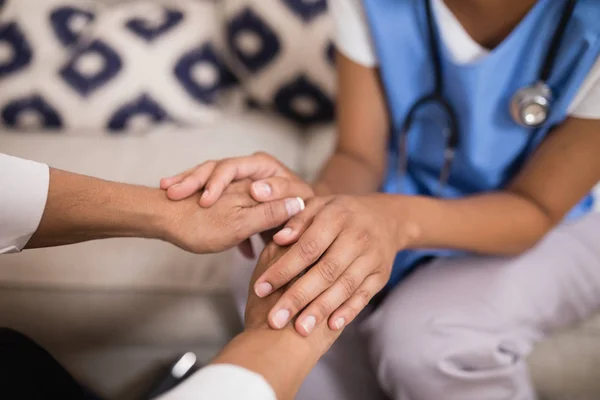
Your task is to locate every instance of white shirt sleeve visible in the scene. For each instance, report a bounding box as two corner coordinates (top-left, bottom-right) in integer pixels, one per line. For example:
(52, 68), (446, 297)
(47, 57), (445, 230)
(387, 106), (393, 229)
(568, 56), (600, 119)
(0, 154), (49, 254)
(157, 364), (277, 400)
(329, 0), (378, 67)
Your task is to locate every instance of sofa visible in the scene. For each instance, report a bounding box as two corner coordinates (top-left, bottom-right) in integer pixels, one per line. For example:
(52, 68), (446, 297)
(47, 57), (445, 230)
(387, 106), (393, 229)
(1, 0), (599, 399)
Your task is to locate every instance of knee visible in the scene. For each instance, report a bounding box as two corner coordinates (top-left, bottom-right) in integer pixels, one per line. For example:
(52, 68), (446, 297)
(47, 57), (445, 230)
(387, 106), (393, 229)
(368, 309), (529, 399)
(368, 314), (446, 397)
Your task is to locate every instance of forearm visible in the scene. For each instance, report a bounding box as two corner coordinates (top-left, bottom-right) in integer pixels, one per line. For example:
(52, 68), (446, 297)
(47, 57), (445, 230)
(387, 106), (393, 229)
(313, 150), (384, 196)
(26, 168), (169, 248)
(397, 191), (554, 256)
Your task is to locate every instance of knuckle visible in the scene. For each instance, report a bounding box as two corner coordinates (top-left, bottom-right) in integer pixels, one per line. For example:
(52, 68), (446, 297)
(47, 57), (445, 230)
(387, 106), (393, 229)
(317, 258), (340, 286)
(298, 238), (320, 263)
(314, 298), (333, 319)
(333, 195), (351, 206)
(356, 229), (372, 245)
(338, 273), (358, 297)
(217, 160), (232, 172)
(355, 288), (372, 307)
(336, 210), (352, 226)
(327, 203), (351, 225)
(287, 289), (309, 311)
(202, 160), (217, 169)
(253, 151), (273, 162)
(262, 202), (277, 222)
(272, 267), (292, 285)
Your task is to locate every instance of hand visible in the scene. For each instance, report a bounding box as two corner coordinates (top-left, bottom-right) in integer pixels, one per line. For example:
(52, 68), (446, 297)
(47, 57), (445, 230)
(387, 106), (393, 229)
(159, 152), (315, 206)
(161, 153), (315, 257)
(253, 194), (408, 336)
(244, 242), (294, 330)
(244, 242), (342, 353)
(161, 181), (305, 254)
(209, 242), (344, 400)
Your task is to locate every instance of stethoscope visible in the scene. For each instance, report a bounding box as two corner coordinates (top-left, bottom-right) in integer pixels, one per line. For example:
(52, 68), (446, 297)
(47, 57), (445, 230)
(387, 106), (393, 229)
(396, 0), (577, 191)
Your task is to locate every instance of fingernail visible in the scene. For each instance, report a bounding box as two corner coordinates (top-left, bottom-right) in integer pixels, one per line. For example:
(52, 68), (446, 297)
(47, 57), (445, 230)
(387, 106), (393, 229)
(285, 197), (305, 217)
(273, 309), (290, 329)
(254, 282), (273, 297)
(301, 316), (316, 335)
(334, 317), (346, 331)
(171, 183), (181, 189)
(274, 227), (293, 240)
(253, 182), (272, 198)
(201, 190), (209, 199)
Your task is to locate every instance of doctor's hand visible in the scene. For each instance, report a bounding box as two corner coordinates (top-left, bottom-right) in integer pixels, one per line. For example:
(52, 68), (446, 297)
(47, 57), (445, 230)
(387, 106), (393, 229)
(159, 152), (315, 206)
(244, 241), (343, 349)
(253, 194), (408, 336)
(162, 180), (305, 254)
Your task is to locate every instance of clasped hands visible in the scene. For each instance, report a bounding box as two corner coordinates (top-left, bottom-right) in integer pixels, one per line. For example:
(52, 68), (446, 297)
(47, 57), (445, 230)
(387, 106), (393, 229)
(160, 153), (401, 336)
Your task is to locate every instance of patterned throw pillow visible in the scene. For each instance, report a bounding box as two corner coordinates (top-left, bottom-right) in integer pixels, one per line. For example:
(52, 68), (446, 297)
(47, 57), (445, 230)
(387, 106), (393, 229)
(0, 0), (237, 133)
(222, 0), (336, 126)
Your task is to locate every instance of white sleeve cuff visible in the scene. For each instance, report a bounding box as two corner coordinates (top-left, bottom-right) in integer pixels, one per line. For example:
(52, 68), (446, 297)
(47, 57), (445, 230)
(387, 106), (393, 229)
(0, 154), (49, 254)
(157, 364), (277, 400)
(329, 0), (378, 67)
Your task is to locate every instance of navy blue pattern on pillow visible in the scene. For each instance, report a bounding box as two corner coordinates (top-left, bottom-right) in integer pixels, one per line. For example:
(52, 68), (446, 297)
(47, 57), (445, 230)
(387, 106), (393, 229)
(59, 40), (122, 97)
(281, 0), (327, 23)
(2, 95), (62, 129)
(0, 22), (33, 78)
(174, 43), (238, 104)
(227, 8), (281, 73)
(50, 7), (95, 47)
(126, 8), (184, 42)
(108, 94), (168, 131)
(274, 75), (334, 125)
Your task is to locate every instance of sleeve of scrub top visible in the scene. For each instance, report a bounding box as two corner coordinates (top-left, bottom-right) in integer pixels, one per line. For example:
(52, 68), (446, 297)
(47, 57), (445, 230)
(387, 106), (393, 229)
(157, 364), (277, 400)
(329, 0), (378, 67)
(0, 154), (49, 255)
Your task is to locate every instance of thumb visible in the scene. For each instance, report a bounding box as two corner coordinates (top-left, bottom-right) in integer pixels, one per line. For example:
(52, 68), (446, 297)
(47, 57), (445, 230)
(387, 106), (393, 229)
(251, 177), (314, 203)
(239, 197), (305, 238)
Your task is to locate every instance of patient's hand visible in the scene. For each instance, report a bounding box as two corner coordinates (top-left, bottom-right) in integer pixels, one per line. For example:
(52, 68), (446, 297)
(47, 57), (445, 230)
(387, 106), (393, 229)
(163, 181), (304, 254)
(160, 152), (314, 207)
(161, 154), (314, 257)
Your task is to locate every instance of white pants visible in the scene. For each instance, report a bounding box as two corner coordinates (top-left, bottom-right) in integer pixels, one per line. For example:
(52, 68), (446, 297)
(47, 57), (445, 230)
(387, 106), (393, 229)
(231, 213), (600, 400)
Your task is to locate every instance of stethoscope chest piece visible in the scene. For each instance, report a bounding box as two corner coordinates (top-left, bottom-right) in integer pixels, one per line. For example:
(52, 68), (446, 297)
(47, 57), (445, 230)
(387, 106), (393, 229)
(510, 82), (553, 127)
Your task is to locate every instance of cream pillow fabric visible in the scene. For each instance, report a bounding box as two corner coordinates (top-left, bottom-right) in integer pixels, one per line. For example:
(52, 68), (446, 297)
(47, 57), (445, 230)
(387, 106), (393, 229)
(0, 0), (236, 133)
(222, 0), (336, 126)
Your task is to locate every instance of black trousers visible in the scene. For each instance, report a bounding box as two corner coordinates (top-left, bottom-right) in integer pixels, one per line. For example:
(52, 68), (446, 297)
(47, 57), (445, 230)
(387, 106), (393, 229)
(0, 328), (99, 400)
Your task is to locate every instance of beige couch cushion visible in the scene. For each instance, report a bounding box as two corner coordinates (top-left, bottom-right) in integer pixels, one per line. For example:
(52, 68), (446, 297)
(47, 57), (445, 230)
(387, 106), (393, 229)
(301, 123), (336, 182)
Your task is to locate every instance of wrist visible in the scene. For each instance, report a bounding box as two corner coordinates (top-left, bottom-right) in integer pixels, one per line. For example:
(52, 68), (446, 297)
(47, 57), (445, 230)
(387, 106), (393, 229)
(213, 327), (322, 400)
(380, 194), (425, 251)
(132, 186), (175, 241)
